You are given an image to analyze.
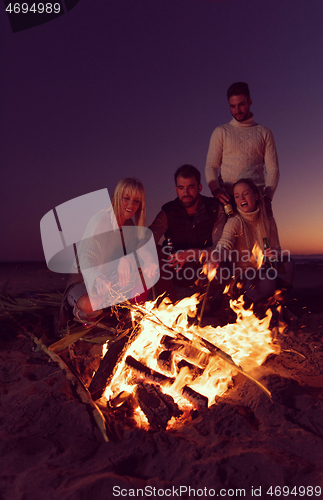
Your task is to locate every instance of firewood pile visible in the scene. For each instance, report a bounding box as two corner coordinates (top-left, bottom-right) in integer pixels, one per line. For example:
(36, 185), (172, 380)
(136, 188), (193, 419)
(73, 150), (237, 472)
(87, 322), (216, 431)
(0, 291), (277, 441)
(84, 297), (274, 436)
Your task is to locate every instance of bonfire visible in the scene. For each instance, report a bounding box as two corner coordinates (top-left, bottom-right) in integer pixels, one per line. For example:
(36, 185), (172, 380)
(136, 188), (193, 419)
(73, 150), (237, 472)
(0, 281), (282, 442)
(2, 259), (323, 498)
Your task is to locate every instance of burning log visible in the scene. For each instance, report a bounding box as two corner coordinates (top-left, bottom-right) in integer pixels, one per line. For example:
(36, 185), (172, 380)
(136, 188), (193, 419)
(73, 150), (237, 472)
(182, 385), (208, 408)
(144, 306), (272, 401)
(135, 383), (182, 430)
(195, 335), (272, 401)
(198, 261), (217, 326)
(125, 356), (175, 385)
(101, 297), (274, 424)
(108, 390), (134, 409)
(160, 335), (178, 350)
(177, 359), (204, 380)
(160, 335), (210, 368)
(162, 322), (272, 400)
(160, 337), (206, 379)
(89, 330), (132, 400)
(157, 350), (173, 372)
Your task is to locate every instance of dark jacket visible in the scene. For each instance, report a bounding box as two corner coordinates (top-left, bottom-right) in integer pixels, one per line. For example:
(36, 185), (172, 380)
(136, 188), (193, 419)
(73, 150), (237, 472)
(149, 195), (225, 287)
(162, 195), (222, 251)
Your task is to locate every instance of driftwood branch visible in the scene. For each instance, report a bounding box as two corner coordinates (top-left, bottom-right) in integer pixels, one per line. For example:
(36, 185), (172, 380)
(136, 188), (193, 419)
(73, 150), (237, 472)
(32, 336), (109, 442)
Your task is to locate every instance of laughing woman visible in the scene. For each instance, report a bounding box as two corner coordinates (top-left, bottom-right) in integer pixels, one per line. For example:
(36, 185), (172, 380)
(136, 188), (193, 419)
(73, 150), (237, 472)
(208, 178), (294, 306)
(59, 178), (157, 327)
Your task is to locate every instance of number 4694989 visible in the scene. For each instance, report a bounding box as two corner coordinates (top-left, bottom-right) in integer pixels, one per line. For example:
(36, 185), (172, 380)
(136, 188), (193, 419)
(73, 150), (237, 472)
(5, 3), (61, 14)
(266, 485), (321, 496)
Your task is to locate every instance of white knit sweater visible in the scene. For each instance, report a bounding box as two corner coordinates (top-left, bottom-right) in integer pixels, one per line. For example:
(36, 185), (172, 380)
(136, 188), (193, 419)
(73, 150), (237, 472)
(205, 114), (279, 199)
(212, 208), (280, 271)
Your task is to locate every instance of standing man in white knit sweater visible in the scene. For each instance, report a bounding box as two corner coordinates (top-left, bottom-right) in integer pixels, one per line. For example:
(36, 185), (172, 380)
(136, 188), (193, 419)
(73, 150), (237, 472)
(205, 82), (279, 214)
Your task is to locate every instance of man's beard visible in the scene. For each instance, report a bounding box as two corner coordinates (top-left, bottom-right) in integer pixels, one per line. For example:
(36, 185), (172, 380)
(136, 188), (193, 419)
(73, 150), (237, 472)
(233, 110), (251, 122)
(179, 195), (199, 208)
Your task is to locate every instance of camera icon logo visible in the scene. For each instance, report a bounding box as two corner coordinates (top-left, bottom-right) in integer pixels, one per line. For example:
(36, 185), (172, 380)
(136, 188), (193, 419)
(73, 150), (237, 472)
(40, 188), (159, 310)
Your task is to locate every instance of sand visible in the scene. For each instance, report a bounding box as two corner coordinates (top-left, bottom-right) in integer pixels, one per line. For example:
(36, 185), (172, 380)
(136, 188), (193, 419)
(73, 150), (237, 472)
(0, 261), (323, 500)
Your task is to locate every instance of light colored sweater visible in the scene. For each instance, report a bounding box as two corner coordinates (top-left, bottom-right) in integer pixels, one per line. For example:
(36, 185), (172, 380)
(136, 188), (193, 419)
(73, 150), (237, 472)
(66, 209), (136, 295)
(212, 208), (280, 271)
(205, 114), (279, 199)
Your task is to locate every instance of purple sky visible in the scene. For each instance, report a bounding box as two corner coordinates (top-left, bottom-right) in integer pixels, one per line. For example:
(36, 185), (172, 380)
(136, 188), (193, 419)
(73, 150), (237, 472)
(1, 0), (323, 262)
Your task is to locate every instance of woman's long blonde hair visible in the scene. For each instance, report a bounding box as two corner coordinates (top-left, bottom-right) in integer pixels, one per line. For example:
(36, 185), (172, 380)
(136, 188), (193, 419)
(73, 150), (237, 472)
(233, 178), (271, 249)
(111, 177), (146, 227)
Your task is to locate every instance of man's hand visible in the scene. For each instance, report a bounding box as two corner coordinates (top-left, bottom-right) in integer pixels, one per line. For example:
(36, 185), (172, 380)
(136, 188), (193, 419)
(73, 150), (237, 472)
(263, 195), (273, 217)
(166, 250), (195, 270)
(212, 188), (230, 205)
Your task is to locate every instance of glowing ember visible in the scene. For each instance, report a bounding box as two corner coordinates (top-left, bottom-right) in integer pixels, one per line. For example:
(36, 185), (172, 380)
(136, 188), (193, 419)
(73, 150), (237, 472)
(208, 267), (217, 281)
(102, 342), (109, 358)
(100, 294), (279, 427)
(202, 261), (217, 281)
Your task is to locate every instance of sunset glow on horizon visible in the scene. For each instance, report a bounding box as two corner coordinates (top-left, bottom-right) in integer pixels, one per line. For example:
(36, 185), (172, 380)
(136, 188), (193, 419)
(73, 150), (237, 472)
(1, 0), (323, 261)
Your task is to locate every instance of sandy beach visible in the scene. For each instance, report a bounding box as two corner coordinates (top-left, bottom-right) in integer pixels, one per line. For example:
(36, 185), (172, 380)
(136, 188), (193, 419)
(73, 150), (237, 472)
(1, 260), (323, 500)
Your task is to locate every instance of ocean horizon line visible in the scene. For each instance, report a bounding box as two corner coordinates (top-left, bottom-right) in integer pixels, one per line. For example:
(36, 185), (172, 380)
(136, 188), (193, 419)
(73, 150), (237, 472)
(1, 254), (323, 265)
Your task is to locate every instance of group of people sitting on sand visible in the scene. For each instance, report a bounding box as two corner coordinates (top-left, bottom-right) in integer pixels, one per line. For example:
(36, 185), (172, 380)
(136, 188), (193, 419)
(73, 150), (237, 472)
(59, 82), (294, 328)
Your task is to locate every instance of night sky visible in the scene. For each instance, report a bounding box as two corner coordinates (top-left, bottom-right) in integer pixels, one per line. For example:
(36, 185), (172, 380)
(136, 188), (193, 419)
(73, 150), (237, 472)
(1, 0), (323, 262)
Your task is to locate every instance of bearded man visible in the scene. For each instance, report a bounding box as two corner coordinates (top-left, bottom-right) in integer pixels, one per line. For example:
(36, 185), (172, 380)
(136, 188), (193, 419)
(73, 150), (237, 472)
(149, 164), (225, 299)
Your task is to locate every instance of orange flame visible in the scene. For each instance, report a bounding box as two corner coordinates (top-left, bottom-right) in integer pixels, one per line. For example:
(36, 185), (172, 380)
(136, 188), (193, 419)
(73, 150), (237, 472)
(208, 267), (217, 281)
(202, 262), (217, 281)
(100, 294), (278, 426)
(252, 242), (264, 270)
